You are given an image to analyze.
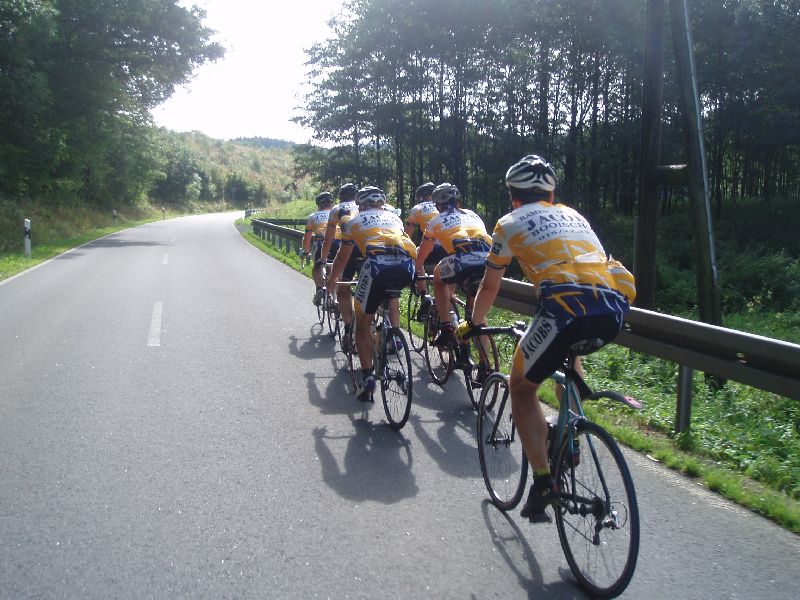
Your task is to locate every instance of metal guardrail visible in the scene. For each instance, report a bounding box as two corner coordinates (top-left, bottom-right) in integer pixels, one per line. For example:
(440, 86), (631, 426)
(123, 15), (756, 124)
(251, 218), (800, 429)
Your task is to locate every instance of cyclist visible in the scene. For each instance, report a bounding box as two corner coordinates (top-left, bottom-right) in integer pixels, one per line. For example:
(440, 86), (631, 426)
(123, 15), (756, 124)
(457, 156), (636, 521)
(302, 191), (335, 306)
(320, 183), (359, 339)
(415, 183), (492, 354)
(406, 182), (449, 320)
(329, 186), (417, 401)
(404, 182), (437, 242)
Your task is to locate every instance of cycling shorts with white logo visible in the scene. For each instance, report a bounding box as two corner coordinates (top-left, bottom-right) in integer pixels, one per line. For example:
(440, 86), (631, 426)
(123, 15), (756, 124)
(354, 256), (415, 314)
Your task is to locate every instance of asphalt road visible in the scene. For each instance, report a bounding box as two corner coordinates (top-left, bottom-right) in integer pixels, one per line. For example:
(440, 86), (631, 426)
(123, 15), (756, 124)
(1, 212), (797, 599)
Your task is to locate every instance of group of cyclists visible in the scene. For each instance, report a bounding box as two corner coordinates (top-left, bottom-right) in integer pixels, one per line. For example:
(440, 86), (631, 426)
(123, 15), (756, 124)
(301, 154), (636, 521)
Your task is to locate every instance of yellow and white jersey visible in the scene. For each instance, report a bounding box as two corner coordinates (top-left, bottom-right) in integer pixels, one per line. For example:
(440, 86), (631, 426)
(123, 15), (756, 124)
(305, 209), (331, 238)
(326, 201), (358, 241)
(406, 201), (438, 231)
(487, 201), (636, 302)
(342, 208), (418, 259)
(422, 207), (492, 255)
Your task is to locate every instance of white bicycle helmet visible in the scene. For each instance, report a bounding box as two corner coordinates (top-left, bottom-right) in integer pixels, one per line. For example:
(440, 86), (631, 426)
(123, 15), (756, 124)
(355, 186), (386, 208)
(505, 157), (556, 191)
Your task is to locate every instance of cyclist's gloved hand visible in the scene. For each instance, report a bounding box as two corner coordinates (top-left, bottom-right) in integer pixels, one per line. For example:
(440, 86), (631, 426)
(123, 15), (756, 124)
(456, 319), (477, 340)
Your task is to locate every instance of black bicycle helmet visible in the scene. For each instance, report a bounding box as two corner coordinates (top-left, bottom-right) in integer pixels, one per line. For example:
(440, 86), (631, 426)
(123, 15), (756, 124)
(338, 183), (357, 201)
(315, 191), (334, 207)
(505, 156), (556, 191)
(431, 183), (461, 209)
(415, 182), (436, 201)
(355, 186), (386, 208)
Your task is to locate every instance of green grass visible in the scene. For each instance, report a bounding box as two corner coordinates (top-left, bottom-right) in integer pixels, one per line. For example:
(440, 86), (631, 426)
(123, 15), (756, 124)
(243, 218), (800, 532)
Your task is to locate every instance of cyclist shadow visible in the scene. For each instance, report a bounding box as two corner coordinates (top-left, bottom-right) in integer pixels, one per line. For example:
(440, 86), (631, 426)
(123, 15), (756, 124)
(312, 419), (418, 504)
(480, 500), (588, 599)
(407, 408), (481, 479)
(304, 369), (368, 418)
(287, 331), (336, 361)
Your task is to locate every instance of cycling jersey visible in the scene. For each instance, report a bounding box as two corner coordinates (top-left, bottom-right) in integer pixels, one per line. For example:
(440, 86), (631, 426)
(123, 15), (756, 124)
(342, 208), (418, 260)
(305, 209), (331, 239)
(422, 207), (492, 255)
(326, 201), (358, 241)
(406, 201), (438, 232)
(487, 201), (636, 303)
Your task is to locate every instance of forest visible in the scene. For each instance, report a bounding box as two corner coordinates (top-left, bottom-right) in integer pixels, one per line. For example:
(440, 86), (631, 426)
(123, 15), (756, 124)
(293, 0), (800, 320)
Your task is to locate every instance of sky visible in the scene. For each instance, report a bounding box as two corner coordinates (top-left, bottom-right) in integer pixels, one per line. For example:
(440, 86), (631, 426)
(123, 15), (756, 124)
(150, 0), (345, 143)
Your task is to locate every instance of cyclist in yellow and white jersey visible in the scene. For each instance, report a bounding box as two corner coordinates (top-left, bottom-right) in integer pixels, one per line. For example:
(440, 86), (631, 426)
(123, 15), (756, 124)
(329, 186), (417, 401)
(302, 191), (335, 306)
(415, 183), (492, 349)
(457, 155), (635, 522)
(404, 182), (437, 242)
(320, 183), (359, 338)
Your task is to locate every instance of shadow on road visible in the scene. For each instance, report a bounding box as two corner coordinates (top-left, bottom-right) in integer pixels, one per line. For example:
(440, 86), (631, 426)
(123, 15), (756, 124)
(312, 418), (418, 504)
(480, 500), (588, 599)
(288, 330), (336, 361)
(407, 407), (482, 479)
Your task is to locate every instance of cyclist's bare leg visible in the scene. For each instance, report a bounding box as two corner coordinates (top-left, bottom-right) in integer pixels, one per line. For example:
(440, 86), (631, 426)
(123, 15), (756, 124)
(509, 353), (549, 473)
(355, 309), (375, 370)
(555, 355), (583, 413)
(388, 297), (401, 328)
(339, 287), (354, 327)
(433, 266), (451, 324)
(312, 263), (324, 288)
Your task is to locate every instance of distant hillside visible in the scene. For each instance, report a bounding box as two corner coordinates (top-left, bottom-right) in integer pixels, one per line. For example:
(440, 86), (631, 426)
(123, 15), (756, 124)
(232, 137), (296, 151)
(150, 131), (315, 207)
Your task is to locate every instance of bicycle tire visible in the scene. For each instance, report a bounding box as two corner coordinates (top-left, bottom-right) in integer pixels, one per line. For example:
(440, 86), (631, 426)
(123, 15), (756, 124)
(554, 420), (639, 599)
(326, 296), (339, 338)
(406, 289), (425, 353)
(463, 334), (500, 410)
(477, 373), (528, 510)
(381, 328), (413, 429)
(316, 288), (325, 326)
(423, 310), (453, 384)
(345, 325), (361, 394)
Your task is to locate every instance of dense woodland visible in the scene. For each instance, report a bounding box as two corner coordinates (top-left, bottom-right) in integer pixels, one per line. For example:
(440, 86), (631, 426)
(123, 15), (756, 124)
(295, 0), (800, 223)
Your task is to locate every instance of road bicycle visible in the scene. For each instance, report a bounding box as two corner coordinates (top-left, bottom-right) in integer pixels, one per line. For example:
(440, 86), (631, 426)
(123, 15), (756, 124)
(405, 278), (429, 353)
(469, 322), (641, 599)
(421, 275), (499, 410)
(338, 282), (414, 430)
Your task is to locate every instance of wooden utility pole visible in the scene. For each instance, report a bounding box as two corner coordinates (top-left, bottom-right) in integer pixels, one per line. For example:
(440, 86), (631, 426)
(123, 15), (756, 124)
(635, 0), (721, 325)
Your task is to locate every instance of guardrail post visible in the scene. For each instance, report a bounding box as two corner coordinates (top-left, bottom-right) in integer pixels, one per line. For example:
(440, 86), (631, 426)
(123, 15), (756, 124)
(676, 365), (693, 432)
(23, 218), (32, 258)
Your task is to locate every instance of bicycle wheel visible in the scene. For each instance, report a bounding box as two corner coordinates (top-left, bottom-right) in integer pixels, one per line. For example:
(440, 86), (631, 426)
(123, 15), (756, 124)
(477, 373), (528, 510)
(423, 311), (454, 384)
(554, 420), (639, 599)
(406, 289), (425, 353)
(462, 333), (500, 410)
(381, 328), (413, 429)
(316, 288), (326, 326)
(345, 325), (361, 394)
(326, 296), (339, 338)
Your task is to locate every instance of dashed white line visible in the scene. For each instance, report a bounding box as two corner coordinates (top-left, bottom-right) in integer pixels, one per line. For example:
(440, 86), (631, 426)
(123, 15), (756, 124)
(147, 302), (164, 347)
(162, 253), (169, 265)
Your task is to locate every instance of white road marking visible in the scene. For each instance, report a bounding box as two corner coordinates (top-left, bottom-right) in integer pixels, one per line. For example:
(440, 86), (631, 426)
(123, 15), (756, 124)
(162, 253), (169, 265)
(147, 302), (164, 347)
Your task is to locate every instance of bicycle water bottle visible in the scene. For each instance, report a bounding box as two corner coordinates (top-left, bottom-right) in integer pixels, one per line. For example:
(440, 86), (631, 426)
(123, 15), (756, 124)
(449, 310), (459, 329)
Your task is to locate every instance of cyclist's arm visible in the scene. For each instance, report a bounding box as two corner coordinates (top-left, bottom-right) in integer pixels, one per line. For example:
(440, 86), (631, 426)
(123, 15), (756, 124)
(470, 265), (505, 326)
(328, 242), (354, 290)
(320, 220), (338, 262)
(302, 230), (312, 254)
(404, 221), (416, 237)
(415, 237), (435, 273)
